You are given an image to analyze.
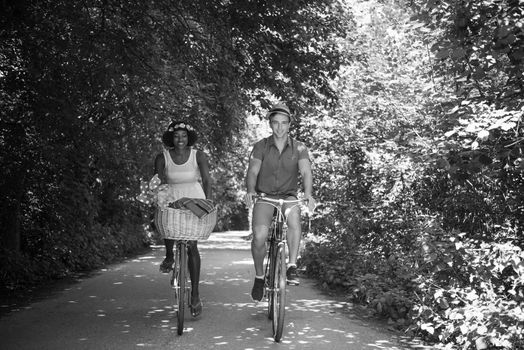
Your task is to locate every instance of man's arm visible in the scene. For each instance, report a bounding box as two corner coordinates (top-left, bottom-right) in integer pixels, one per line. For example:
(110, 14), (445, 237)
(245, 156), (262, 207)
(298, 158), (316, 212)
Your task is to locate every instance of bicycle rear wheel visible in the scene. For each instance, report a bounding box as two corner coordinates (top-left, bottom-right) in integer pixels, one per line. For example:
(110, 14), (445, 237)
(175, 242), (187, 335)
(271, 244), (286, 342)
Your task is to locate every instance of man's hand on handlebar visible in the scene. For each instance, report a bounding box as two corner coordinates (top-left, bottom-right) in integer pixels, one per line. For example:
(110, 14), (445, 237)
(245, 192), (317, 214)
(304, 196), (317, 215)
(244, 192), (256, 208)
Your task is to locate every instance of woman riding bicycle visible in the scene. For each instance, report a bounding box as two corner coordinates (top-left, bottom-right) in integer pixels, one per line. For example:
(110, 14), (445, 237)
(245, 102), (316, 302)
(153, 120), (212, 317)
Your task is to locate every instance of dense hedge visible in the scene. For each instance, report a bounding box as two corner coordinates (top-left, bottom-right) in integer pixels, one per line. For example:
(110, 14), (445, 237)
(301, 173), (523, 349)
(0, 220), (149, 290)
(298, 1), (524, 349)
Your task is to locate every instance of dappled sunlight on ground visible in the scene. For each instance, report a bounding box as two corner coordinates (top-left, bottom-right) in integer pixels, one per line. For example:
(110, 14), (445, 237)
(198, 231), (252, 250)
(0, 231), (431, 349)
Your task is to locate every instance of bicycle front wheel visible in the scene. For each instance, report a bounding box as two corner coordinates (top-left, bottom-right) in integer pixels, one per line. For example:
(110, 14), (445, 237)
(175, 242), (187, 335)
(271, 244), (286, 342)
(266, 237), (277, 320)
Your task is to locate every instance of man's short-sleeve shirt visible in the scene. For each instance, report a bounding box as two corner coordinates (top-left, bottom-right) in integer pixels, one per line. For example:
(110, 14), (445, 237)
(251, 136), (310, 197)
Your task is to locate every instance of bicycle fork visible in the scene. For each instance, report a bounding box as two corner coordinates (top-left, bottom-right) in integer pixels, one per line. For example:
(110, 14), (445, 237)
(170, 245), (191, 312)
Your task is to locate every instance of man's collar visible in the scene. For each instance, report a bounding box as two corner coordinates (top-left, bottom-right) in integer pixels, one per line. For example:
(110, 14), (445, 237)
(268, 135), (292, 146)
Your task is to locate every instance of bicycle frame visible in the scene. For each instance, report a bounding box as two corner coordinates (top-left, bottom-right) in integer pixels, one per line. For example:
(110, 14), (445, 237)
(254, 195), (308, 342)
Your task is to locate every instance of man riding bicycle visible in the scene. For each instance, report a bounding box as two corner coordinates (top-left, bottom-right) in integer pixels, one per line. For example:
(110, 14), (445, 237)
(245, 102), (316, 302)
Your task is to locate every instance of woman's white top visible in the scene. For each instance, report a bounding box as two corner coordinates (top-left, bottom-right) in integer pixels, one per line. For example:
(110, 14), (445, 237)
(162, 147), (205, 200)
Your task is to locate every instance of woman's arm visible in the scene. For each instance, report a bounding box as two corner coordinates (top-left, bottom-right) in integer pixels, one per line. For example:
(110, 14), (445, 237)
(196, 150), (212, 199)
(154, 153), (166, 184)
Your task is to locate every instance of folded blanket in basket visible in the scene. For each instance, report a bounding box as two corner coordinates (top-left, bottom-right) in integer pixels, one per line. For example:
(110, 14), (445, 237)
(168, 198), (215, 218)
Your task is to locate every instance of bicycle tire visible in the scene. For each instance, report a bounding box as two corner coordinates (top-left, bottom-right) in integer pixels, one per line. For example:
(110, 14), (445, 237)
(176, 242), (187, 335)
(266, 224), (279, 319)
(272, 244), (286, 342)
(267, 241), (277, 319)
(171, 247), (181, 332)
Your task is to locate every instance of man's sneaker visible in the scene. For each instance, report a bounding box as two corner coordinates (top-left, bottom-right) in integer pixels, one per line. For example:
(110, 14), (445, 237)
(251, 277), (265, 302)
(159, 257), (174, 273)
(286, 266), (300, 285)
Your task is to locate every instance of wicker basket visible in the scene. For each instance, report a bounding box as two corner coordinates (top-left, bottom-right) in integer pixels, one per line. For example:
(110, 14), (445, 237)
(154, 207), (217, 240)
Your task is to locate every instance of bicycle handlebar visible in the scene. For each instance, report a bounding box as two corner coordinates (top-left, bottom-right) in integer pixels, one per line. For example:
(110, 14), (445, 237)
(253, 194), (312, 231)
(253, 194), (309, 206)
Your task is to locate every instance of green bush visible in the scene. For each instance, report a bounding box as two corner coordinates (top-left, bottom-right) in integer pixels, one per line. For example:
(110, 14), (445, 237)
(409, 226), (523, 349)
(1, 202), (150, 291)
(301, 212), (523, 349)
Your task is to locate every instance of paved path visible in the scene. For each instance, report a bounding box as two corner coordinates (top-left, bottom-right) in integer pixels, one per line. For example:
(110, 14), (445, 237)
(0, 231), (430, 350)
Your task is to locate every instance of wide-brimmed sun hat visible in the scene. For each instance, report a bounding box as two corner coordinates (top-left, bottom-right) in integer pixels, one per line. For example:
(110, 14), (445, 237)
(266, 103), (294, 122)
(162, 121), (198, 147)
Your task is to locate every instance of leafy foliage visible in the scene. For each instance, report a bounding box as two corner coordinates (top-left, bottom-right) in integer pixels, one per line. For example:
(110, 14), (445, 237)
(2, 1), (523, 349)
(298, 1), (524, 349)
(409, 225), (523, 349)
(0, 0), (348, 290)
(408, 0), (524, 245)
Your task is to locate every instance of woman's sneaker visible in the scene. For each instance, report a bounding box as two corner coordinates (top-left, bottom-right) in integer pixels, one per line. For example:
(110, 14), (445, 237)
(159, 257), (174, 273)
(286, 266), (300, 285)
(251, 277), (265, 302)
